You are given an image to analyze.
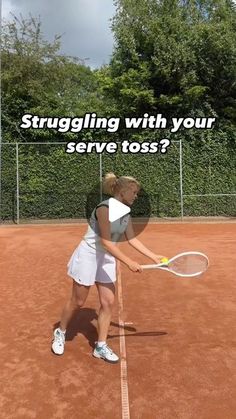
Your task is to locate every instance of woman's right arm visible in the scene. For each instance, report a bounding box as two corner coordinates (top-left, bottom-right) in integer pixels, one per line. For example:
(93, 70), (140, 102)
(96, 206), (142, 273)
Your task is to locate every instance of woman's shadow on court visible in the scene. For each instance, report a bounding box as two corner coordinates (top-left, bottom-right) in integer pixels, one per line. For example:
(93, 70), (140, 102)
(53, 307), (167, 349)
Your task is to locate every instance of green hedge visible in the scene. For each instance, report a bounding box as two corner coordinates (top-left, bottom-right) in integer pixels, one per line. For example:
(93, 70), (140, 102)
(1, 129), (236, 222)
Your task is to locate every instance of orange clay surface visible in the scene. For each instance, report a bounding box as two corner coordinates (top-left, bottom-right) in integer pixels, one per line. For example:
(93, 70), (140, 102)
(0, 222), (236, 419)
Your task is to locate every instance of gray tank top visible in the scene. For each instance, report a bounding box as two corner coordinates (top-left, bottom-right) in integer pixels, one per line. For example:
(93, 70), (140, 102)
(83, 199), (130, 252)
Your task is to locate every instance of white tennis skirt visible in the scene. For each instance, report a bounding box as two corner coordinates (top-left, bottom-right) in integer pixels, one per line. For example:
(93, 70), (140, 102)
(67, 240), (117, 286)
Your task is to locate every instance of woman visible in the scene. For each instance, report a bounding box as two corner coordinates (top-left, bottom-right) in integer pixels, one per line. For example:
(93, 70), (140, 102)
(52, 173), (165, 363)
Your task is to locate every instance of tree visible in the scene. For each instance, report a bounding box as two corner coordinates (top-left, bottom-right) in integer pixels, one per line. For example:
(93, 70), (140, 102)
(1, 14), (103, 142)
(107, 0), (236, 124)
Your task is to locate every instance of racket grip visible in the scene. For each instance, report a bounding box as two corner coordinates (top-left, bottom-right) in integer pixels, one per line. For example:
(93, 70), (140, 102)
(140, 264), (160, 270)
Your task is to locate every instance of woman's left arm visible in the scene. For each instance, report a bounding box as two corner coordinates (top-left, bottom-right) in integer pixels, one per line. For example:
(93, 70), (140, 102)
(124, 218), (166, 264)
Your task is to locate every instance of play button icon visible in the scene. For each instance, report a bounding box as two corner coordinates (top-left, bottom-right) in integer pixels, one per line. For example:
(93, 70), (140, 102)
(108, 198), (130, 222)
(85, 180), (151, 242)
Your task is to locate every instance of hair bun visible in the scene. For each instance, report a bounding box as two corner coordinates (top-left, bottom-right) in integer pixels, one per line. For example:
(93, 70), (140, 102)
(102, 172), (117, 196)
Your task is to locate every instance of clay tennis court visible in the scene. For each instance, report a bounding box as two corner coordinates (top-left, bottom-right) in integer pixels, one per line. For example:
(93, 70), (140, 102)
(1, 221), (236, 419)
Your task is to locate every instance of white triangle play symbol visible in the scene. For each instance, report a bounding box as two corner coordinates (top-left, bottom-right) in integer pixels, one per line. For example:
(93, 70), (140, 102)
(108, 198), (130, 223)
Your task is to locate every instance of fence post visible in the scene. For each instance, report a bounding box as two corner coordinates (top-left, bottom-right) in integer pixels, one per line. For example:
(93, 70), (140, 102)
(179, 139), (184, 220)
(99, 153), (103, 201)
(16, 143), (20, 224)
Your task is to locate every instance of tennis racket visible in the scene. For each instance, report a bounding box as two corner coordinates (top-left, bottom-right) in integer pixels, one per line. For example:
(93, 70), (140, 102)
(141, 251), (209, 278)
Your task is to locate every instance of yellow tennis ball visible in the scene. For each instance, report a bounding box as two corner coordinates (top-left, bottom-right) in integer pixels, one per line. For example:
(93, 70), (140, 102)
(161, 257), (169, 263)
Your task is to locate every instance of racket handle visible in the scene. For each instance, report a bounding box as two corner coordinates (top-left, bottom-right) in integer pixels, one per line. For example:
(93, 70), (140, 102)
(141, 264), (160, 270)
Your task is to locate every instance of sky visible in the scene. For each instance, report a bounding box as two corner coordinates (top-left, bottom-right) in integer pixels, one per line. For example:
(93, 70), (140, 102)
(2, 0), (236, 69)
(2, 0), (116, 69)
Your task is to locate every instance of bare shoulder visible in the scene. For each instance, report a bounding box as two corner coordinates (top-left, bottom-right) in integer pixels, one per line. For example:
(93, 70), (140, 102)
(96, 205), (109, 215)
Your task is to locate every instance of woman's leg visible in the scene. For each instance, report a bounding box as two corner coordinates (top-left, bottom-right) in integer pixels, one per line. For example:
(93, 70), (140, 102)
(60, 280), (90, 331)
(93, 282), (119, 363)
(52, 280), (90, 355)
(96, 282), (115, 342)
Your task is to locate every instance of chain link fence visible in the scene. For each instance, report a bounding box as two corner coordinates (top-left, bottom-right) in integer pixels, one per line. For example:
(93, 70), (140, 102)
(0, 141), (235, 223)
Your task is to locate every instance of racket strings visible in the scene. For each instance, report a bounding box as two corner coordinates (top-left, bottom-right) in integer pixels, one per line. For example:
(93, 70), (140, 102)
(169, 254), (208, 276)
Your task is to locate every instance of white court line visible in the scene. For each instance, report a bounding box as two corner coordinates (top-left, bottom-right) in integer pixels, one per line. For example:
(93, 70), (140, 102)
(117, 271), (130, 419)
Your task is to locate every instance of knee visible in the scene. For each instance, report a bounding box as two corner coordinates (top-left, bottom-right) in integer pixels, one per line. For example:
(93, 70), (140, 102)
(100, 297), (115, 311)
(70, 297), (85, 309)
(77, 299), (86, 308)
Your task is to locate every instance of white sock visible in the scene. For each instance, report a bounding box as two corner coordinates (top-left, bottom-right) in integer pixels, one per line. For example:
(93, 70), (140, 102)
(97, 341), (106, 347)
(58, 327), (66, 334)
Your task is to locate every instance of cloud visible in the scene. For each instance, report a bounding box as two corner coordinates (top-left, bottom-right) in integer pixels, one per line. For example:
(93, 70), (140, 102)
(4, 0), (235, 67)
(2, 0), (115, 68)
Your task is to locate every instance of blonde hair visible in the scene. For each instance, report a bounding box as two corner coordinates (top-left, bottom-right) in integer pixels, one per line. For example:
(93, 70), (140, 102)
(102, 172), (140, 197)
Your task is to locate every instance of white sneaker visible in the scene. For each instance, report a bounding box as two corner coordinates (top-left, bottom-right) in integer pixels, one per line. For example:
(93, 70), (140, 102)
(51, 328), (65, 355)
(93, 343), (119, 363)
